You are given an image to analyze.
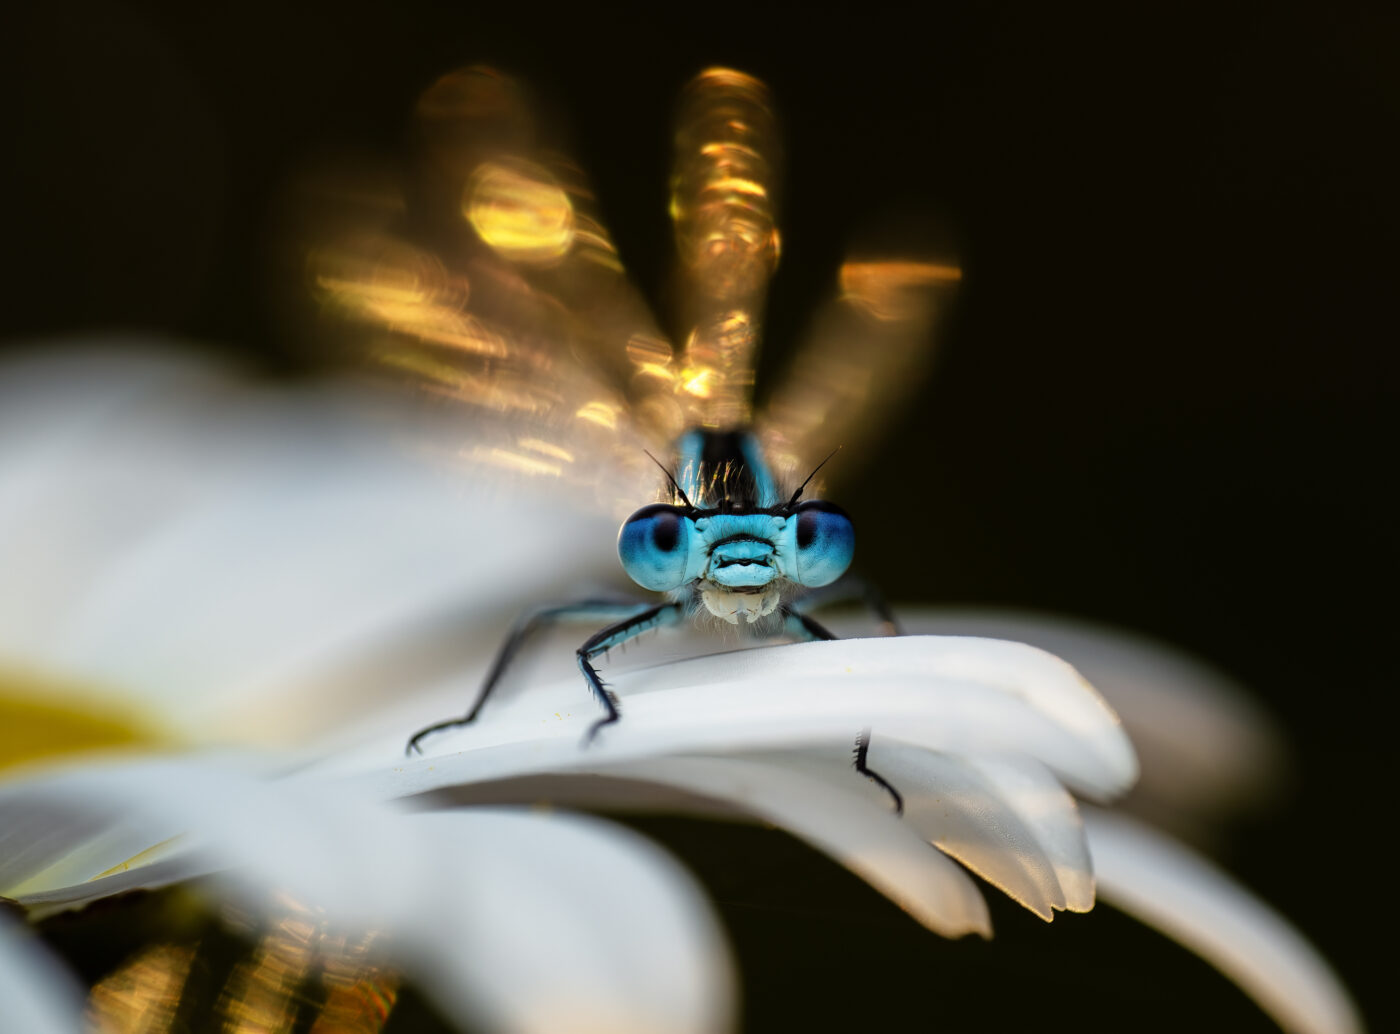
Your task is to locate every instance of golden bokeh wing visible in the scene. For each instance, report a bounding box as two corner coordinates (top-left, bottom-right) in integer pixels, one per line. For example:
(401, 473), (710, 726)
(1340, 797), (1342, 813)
(756, 256), (961, 489)
(669, 69), (782, 430)
(295, 67), (683, 515)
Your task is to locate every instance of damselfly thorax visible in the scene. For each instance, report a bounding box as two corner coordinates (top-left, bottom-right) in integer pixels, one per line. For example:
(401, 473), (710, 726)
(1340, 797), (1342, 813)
(302, 65), (959, 783)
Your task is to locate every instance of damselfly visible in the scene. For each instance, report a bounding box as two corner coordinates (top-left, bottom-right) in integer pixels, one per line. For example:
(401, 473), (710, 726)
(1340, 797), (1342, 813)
(307, 66), (958, 804)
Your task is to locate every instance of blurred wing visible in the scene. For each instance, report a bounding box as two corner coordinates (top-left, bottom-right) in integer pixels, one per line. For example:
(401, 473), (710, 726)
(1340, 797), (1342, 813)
(670, 68), (782, 430)
(298, 66), (682, 516)
(756, 255), (960, 488)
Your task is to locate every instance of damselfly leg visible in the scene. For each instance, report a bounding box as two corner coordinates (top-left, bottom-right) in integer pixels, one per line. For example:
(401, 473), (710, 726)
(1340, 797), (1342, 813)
(790, 574), (903, 637)
(778, 603), (837, 643)
(575, 601), (686, 743)
(854, 729), (904, 816)
(405, 599), (682, 755)
(781, 603), (905, 815)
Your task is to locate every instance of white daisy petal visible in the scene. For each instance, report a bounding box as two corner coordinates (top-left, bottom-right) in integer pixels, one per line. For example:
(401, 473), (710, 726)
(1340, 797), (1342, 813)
(955, 753), (1094, 913)
(337, 653), (1106, 929)
(1, 755), (289, 899)
(897, 608), (1286, 819)
(15, 856), (204, 921)
(1084, 807), (1362, 1034)
(1, 758), (735, 1034)
(0, 345), (239, 661)
(48, 439), (554, 742)
(0, 911), (87, 1034)
(405, 808), (734, 1034)
(880, 745), (1090, 920)
(0, 346), (609, 746)
(584, 753), (992, 939)
(0, 796), (192, 902)
(646, 740), (1095, 925)
(0, 341), (229, 512)
(625, 635), (1137, 798)
(350, 636), (1135, 805)
(751, 743), (1085, 921)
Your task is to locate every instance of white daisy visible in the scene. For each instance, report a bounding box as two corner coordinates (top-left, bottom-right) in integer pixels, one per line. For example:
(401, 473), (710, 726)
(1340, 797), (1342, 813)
(0, 911), (86, 1034)
(0, 345), (1362, 1034)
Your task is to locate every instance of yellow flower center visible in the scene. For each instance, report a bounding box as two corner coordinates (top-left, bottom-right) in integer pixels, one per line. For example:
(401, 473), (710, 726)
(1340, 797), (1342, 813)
(0, 671), (174, 774)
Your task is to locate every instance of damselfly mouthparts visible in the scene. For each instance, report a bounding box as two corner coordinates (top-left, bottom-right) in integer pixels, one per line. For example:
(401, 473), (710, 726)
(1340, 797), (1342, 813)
(306, 66), (958, 805)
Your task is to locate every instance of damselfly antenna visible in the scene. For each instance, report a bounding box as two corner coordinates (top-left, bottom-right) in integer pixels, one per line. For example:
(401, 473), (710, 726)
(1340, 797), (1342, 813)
(786, 447), (842, 507)
(644, 449), (694, 509)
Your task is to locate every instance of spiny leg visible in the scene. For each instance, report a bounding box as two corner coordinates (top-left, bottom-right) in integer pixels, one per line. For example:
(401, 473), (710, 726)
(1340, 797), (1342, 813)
(780, 603), (837, 642)
(854, 728), (904, 816)
(406, 598), (654, 755)
(780, 603), (904, 814)
(576, 602), (686, 744)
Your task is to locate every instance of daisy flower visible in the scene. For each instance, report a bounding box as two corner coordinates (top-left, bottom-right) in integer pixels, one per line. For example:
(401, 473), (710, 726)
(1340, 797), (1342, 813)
(0, 345), (1362, 1033)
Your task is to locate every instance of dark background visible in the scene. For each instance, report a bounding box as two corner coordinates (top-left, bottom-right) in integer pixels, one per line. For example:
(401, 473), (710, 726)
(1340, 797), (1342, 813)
(6, 2), (1393, 1030)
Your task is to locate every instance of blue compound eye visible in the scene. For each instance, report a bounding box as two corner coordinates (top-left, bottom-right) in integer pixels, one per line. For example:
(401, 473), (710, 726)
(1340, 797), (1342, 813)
(618, 504), (694, 591)
(791, 500), (854, 587)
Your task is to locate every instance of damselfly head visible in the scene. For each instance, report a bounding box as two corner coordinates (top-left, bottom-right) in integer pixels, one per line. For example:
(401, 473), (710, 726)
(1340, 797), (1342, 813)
(616, 493), (854, 620)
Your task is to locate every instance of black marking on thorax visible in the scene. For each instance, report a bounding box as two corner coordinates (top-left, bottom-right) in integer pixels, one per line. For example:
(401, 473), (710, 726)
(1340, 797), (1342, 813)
(693, 429), (761, 510)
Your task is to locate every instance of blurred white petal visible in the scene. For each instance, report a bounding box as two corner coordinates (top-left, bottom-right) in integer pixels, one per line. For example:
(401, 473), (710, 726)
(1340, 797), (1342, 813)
(409, 809), (733, 1034)
(0, 342), (230, 518)
(13, 855), (200, 919)
(0, 911), (86, 1034)
(1086, 807), (1361, 1034)
(0, 345), (240, 678)
(0, 343), (610, 748)
(1, 758), (734, 1034)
